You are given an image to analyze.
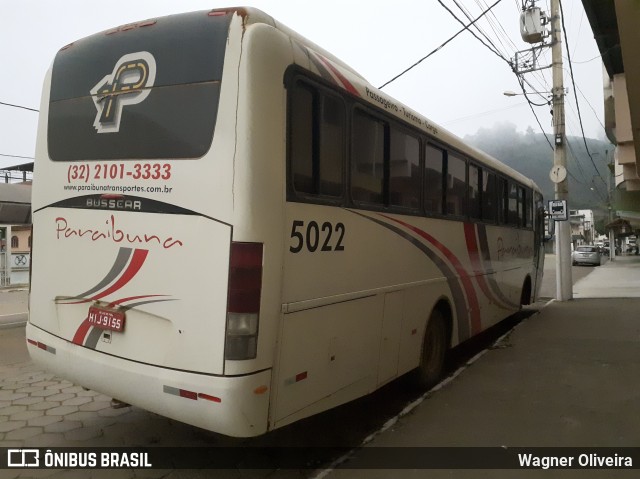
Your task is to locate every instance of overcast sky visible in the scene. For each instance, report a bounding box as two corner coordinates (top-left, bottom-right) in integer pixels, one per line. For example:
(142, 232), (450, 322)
(0, 0), (606, 170)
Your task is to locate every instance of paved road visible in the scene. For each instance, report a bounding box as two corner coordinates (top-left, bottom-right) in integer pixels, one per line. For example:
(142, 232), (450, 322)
(538, 253), (603, 299)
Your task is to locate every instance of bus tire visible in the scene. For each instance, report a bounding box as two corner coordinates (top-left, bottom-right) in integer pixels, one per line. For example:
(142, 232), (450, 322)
(411, 308), (448, 390)
(520, 276), (532, 307)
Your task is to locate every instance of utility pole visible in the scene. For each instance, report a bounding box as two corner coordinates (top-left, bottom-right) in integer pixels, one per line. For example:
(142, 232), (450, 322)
(550, 0), (572, 300)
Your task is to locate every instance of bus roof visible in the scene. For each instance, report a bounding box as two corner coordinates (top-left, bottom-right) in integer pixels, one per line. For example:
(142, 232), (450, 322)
(223, 6), (541, 194)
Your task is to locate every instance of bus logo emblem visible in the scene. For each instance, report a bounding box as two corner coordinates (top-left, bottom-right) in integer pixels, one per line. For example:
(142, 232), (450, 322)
(90, 51), (157, 134)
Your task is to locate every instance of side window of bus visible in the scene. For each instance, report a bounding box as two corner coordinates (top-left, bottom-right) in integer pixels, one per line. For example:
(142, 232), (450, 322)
(320, 95), (346, 196)
(534, 191), (544, 235)
(482, 170), (497, 223)
(498, 177), (509, 224)
(290, 84), (314, 194)
(468, 164), (481, 220)
(525, 188), (533, 228)
(508, 182), (519, 226)
(290, 81), (345, 198)
(424, 144), (444, 215)
(518, 186), (526, 227)
(352, 110), (385, 205)
(389, 128), (420, 209)
(446, 153), (467, 217)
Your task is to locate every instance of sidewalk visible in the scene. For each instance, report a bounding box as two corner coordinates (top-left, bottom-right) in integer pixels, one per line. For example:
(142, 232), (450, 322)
(573, 254), (640, 297)
(321, 256), (640, 478)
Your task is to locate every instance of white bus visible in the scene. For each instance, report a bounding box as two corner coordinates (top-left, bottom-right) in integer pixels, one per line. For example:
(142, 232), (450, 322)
(27, 7), (545, 437)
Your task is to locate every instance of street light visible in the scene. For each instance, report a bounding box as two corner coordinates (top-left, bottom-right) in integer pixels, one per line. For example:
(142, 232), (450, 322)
(502, 90), (549, 97)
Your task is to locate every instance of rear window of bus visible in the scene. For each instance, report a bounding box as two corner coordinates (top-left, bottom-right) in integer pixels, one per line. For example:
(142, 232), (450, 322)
(47, 11), (231, 161)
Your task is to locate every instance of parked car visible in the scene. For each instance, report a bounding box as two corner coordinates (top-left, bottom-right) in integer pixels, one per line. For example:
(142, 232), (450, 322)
(572, 245), (601, 266)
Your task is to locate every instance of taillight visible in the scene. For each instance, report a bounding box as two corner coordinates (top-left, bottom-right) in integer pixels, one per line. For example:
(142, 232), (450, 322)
(225, 242), (263, 360)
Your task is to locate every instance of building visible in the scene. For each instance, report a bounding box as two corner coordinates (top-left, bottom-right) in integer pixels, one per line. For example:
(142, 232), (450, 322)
(582, 1), (640, 240)
(570, 209), (596, 247)
(0, 166), (32, 286)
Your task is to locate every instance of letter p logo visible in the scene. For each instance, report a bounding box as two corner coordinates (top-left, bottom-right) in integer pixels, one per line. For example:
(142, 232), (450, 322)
(91, 51), (157, 134)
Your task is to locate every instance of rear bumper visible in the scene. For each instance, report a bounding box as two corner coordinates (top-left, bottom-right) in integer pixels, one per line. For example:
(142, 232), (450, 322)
(25, 323), (271, 437)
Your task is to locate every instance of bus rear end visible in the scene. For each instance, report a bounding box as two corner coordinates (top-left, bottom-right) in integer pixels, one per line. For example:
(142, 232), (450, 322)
(27, 10), (271, 437)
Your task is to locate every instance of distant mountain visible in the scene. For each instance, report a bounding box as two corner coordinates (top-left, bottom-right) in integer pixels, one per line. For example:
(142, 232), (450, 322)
(463, 122), (613, 215)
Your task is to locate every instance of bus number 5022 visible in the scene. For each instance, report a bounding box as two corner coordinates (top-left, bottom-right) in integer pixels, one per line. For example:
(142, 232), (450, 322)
(289, 220), (345, 253)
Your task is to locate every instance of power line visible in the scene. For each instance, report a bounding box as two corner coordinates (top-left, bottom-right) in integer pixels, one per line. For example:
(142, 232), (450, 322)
(436, 0), (511, 65)
(477, 0), (522, 53)
(0, 153), (34, 160)
(569, 53), (601, 64)
(442, 100), (528, 125)
(569, 75), (607, 135)
(438, 0), (555, 149)
(0, 101), (38, 113)
(517, 77), (554, 150)
(378, 0), (505, 89)
(451, 0), (508, 60)
(559, 0), (606, 188)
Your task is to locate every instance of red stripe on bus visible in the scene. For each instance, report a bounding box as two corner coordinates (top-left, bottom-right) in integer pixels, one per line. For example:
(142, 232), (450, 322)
(106, 294), (167, 308)
(89, 249), (149, 301)
(380, 214), (482, 335)
(71, 249), (151, 345)
(68, 249), (149, 305)
(474, 224), (519, 309)
(316, 55), (360, 97)
(72, 317), (93, 345)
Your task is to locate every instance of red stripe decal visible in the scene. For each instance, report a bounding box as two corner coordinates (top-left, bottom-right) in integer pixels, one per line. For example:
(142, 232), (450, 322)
(106, 294), (166, 308)
(72, 294), (164, 346)
(316, 55), (360, 97)
(68, 249), (149, 305)
(88, 249), (148, 301)
(71, 249), (150, 345)
(381, 214), (482, 335)
(72, 317), (93, 345)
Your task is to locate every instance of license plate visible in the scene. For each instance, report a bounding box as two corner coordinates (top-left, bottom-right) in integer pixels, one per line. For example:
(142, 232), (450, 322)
(88, 305), (126, 332)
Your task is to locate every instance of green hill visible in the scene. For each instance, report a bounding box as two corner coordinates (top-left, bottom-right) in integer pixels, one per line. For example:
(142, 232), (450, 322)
(463, 122), (613, 215)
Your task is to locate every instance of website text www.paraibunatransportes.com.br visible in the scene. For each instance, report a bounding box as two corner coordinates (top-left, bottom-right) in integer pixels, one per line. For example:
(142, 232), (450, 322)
(64, 183), (173, 194)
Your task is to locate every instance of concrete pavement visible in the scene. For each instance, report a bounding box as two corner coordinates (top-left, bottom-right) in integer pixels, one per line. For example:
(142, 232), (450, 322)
(573, 254), (640, 298)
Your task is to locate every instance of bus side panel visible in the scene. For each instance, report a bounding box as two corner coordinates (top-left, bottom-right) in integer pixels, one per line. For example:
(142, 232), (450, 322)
(484, 225), (535, 307)
(397, 282), (452, 375)
(273, 296), (381, 426)
(274, 205), (460, 425)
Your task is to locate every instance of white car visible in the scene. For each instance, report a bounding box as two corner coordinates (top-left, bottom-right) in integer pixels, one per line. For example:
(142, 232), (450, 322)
(572, 245), (601, 266)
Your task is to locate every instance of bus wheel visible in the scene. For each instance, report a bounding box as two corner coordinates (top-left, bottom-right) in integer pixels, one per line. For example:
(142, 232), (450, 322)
(520, 276), (532, 307)
(411, 309), (448, 390)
